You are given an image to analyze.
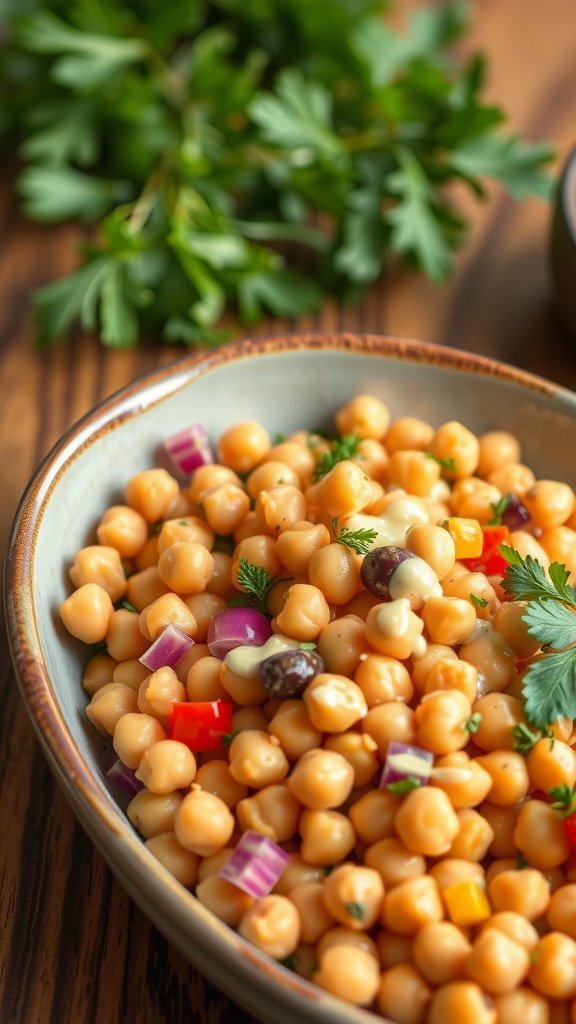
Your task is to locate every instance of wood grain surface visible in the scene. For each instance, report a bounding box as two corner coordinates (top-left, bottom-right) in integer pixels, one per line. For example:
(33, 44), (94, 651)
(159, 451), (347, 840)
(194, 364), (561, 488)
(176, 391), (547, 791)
(2, 2), (576, 1021)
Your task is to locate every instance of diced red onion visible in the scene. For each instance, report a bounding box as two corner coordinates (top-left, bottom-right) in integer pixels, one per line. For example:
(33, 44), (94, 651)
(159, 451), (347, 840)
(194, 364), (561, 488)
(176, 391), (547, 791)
(162, 424), (214, 477)
(106, 757), (144, 797)
(379, 741), (434, 789)
(207, 607), (272, 659)
(501, 493), (531, 530)
(219, 831), (291, 897)
(139, 623), (195, 671)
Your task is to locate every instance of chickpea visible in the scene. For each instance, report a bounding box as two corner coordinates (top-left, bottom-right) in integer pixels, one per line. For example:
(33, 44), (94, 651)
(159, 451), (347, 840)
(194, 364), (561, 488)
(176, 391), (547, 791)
(194, 761), (247, 810)
(395, 787), (459, 857)
(228, 730), (289, 788)
(232, 707), (268, 733)
(113, 712), (166, 769)
(324, 731), (379, 788)
(82, 653), (117, 696)
(157, 516), (215, 555)
(201, 483), (251, 535)
(217, 420), (271, 474)
(307, 543), (362, 606)
(529, 932), (576, 999)
(139, 593), (197, 641)
(475, 750), (529, 805)
(414, 689), (472, 755)
(272, 583), (331, 641)
(288, 883), (334, 944)
(348, 789), (401, 845)
(411, 642), (458, 692)
(377, 963), (431, 1024)
(428, 421), (480, 479)
(547, 884), (576, 938)
(314, 944), (380, 1007)
(472, 693), (525, 752)
(264, 442), (316, 485)
(527, 738), (576, 792)
(60, 582), (114, 644)
(494, 989), (550, 1024)
(487, 461), (535, 495)
(69, 544), (127, 603)
(220, 663), (266, 706)
(97, 505), (149, 558)
(232, 535), (283, 587)
(509, 529), (551, 567)
(236, 785), (301, 843)
(459, 627), (517, 694)
(540, 525), (576, 572)
(335, 394), (390, 439)
(309, 460), (374, 519)
(174, 786), (234, 856)
(514, 799), (571, 869)
(481, 911), (537, 951)
(303, 673), (367, 733)
(137, 666), (186, 721)
(447, 806), (494, 862)
(427, 982), (496, 1024)
(299, 809), (356, 865)
(106, 609), (149, 662)
(286, 746), (357, 816)
(273, 854), (325, 895)
(421, 595), (476, 646)
(466, 927), (529, 993)
(112, 658), (149, 692)
(385, 416), (434, 454)
(423, 658), (478, 704)
(127, 790), (182, 839)
(442, 571), (499, 621)
(365, 599), (424, 659)
(125, 567), (169, 612)
(267, 700), (323, 760)
(477, 430), (521, 477)
(196, 873), (254, 926)
(205, 551), (236, 601)
(157, 542), (214, 594)
(381, 874), (444, 935)
(354, 653), (413, 706)
(523, 480), (575, 529)
(488, 868), (550, 920)
(492, 600), (541, 659)
(135, 739), (197, 794)
(364, 837), (426, 889)
(144, 832), (199, 887)
(125, 468), (179, 523)
(85, 682), (138, 735)
(429, 858), (485, 892)
(239, 893), (301, 961)
(480, 801), (525, 858)
(354, 438), (389, 481)
(406, 522), (456, 578)
(387, 449), (441, 497)
(316, 616), (368, 677)
(413, 921), (472, 985)
(361, 702), (416, 757)
(255, 484), (307, 536)
(185, 656), (226, 702)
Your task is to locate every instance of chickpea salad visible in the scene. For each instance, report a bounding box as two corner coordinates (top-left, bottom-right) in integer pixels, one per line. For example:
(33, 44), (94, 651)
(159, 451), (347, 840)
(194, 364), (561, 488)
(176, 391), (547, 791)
(59, 395), (576, 1024)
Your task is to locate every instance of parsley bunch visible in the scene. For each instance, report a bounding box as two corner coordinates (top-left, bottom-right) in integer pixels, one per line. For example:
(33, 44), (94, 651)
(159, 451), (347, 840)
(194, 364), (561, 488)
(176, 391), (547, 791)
(0, 0), (553, 348)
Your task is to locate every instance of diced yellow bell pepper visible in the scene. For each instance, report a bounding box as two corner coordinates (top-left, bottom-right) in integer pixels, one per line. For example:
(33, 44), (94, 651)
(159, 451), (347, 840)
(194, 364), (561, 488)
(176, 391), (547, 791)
(443, 517), (483, 559)
(444, 880), (491, 927)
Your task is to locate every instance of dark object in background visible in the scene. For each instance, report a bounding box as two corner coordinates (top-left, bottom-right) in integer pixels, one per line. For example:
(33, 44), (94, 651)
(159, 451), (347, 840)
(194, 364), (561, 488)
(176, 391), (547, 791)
(551, 147), (576, 339)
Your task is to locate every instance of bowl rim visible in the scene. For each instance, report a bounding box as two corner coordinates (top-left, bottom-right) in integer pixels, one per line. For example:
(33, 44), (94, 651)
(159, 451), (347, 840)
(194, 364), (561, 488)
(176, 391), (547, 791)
(4, 331), (574, 1023)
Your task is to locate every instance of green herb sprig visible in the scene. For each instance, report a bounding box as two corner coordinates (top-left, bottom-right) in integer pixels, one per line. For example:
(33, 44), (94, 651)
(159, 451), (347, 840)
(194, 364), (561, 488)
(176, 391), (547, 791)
(0, 1), (553, 348)
(313, 435), (363, 482)
(500, 547), (576, 728)
(332, 517), (378, 556)
(233, 557), (276, 615)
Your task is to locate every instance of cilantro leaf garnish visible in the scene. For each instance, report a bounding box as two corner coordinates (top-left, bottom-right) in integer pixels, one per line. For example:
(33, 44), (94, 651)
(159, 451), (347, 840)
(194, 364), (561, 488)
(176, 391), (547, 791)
(469, 593), (488, 609)
(344, 901), (365, 922)
(332, 517), (378, 556)
(313, 435), (363, 482)
(387, 778), (420, 795)
(461, 712), (482, 734)
(235, 557), (275, 615)
(512, 722), (555, 754)
(489, 496), (511, 525)
(501, 550), (576, 727)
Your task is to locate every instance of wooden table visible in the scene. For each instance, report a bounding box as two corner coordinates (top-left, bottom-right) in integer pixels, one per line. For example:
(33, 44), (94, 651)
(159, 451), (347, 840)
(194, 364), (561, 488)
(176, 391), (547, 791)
(1, 2), (576, 1020)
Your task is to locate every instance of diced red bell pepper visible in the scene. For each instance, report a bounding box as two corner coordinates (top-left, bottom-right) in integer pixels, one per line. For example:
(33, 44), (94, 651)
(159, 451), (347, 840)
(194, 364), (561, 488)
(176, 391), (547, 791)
(565, 814), (576, 851)
(167, 699), (234, 752)
(461, 525), (510, 576)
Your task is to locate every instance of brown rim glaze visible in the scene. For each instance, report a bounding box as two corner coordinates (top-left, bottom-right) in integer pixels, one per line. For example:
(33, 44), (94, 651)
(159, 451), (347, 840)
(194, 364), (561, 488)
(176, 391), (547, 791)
(3, 332), (572, 1024)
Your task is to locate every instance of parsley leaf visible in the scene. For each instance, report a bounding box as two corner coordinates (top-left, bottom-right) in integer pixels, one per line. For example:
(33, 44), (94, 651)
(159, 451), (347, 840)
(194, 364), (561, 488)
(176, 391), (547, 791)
(344, 901), (365, 922)
(461, 712), (482, 734)
(313, 435), (363, 481)
(425, 452), (458, 472)
(332, 518), (378, 556)
(489, 496), (511, 526)
(235, 557), (276, 615)
(500, 548), (576, 604)
(1, 0), (553, 348)
(469, 593), (488, 609)
(522, 650), (576, 729)
(549, 785), (576, 817)
(387, 778), (420, 795)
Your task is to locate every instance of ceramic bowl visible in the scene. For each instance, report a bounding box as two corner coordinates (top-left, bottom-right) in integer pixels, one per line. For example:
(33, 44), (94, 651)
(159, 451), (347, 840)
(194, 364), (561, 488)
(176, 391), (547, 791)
(5, 333), (576, 1024)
